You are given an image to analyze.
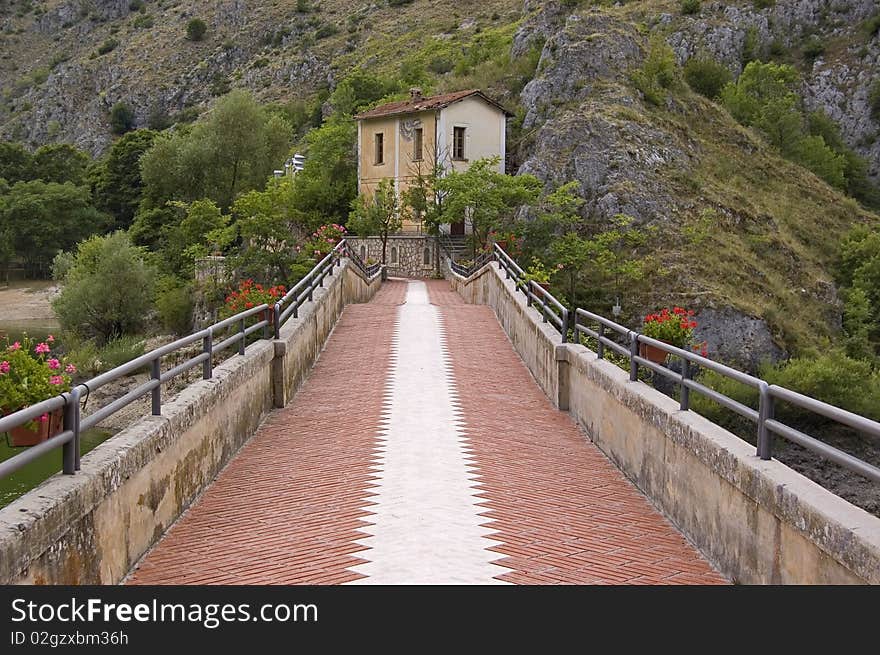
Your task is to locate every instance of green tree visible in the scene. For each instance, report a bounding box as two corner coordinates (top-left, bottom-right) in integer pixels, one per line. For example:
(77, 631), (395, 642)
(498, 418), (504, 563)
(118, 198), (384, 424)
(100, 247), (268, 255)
(92, 129), (158, 229)
(437, 157), (542, 254)
(52, 232), (156, 343)
(721, 61), (800, 129)
(329, 69), (400, 116)
(214, 178), (307, 284)
(289, 117), (357, 227)
(140, 90), (292, 210)
(0, 180), (107, 274)
(349, 178), (402, 264)
(110, 102), (136, 135)
(631, 37), (679, 106)
(161, 199), (228, 277)
(683, 57), (732, 98)
(31, 144), (91, 186)
(0, 142), (34, 183)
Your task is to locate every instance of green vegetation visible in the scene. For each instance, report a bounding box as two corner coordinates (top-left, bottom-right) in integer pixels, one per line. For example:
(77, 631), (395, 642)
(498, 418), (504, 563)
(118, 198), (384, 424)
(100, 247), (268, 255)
(52, 232), (156, 343)
(109, 101), (135, 135)
(186, 18), (207, 42)
(680, 0), (700, 16)
(684, 57), (732, 99)
(631, 37), (678, 106)
(349, 179), (402, 263)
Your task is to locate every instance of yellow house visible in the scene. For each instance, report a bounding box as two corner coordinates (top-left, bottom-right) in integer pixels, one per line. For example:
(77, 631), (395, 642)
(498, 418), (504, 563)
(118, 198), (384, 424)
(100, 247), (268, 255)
(354, 88), (510, 234)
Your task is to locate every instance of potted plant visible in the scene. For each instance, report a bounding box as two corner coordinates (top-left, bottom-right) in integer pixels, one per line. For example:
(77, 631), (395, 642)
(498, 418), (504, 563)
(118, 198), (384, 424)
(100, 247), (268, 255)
(640, 307), (698, 364)
(0, 335), (76, 447)
(523, 257), (551, 291)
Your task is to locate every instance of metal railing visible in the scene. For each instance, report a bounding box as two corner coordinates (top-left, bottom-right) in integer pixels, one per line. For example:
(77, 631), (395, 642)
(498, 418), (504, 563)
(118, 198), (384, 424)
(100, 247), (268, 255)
(448, 250), (494, 278)
(494, 244), (570, 343)
(0, 243), (364, 482)
(562, 270), (880, 485)
(490, 244), (880, 484)
(340, 240), (382, 280)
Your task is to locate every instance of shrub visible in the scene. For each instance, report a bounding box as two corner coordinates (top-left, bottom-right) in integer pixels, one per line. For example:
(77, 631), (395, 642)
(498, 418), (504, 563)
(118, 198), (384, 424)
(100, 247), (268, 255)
(762, 353), (880, 422)
(52, 232), (156, 344)
(314, 23), (339, 40)
(296, 0), (309, 12)
(642, 307), (698, 348)
(631, 38), (678, 106)
(156, 280), (194, 335)
(97, 335), (146, 371)
(680, 0), (700, 15)
(428, 55), (455, 74)
(684, 57), (732, 98)
(802, 36), (825, 63)
(97, 38), (119, 55)
(186, 18), (207, 42)
(109, 101), (135, 134)
(870, 80), (880, 122)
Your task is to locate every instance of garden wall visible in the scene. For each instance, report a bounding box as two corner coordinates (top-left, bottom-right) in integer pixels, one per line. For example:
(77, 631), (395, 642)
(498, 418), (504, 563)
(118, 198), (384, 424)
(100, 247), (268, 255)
(345, 235), (438, 278)
(448, 261), (880, 584)
(0, 259), (381, 585)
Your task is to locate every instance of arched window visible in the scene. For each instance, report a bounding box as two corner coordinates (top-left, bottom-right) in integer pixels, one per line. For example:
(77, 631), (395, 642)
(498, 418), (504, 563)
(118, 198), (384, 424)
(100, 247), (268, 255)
(390, 247), (398, 264)
(359, 245), (366, 260)
(423, 247), (431, 266)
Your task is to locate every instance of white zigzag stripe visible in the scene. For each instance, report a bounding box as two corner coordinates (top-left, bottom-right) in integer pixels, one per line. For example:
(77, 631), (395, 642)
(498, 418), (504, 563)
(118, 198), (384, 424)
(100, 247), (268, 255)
(346, 280), (512, 584)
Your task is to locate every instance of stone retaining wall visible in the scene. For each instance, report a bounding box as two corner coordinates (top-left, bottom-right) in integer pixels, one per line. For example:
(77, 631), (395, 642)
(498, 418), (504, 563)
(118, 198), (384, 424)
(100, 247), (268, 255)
(448, 261), (880, 584)
(345, 236), (438, 278)
(0, 260), (381, 584)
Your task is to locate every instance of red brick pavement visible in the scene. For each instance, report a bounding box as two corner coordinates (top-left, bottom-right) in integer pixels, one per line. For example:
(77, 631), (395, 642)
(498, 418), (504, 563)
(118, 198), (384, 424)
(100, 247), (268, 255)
(126, 281), (407, 584)
(128, 277), (724, 585)
(425, 280), (726, 585)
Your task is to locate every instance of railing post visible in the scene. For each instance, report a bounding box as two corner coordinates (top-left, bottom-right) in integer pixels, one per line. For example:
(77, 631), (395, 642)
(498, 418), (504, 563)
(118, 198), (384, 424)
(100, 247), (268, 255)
(561, 309), (569, 343)
(757, 383), (773, 460)
(680, 358), (691, 412)
(629, 332), (639, 382)
(262, 306), (270, 340)
(151, 358), (161, 416)
(62, 387), (80, 475)
(202, 330), (213, 380)
(526, 281), (532, 307)
(597, 323), (605, 360)
(273, 303), (281, 340)
(238, 317), (246, 356)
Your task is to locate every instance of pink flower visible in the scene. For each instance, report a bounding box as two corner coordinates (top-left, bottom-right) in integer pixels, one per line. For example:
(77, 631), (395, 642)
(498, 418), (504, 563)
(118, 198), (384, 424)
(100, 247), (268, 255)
(65, 364), (77, 374)
(35, 342), (50, 355)
(38, 413), (48, 423)
(47, 358), (60, 370)
(49, 375), (64, 385)
(47, 334), (55, 343)
(8, 342), (21, 351)
(0, 361), (9, 374)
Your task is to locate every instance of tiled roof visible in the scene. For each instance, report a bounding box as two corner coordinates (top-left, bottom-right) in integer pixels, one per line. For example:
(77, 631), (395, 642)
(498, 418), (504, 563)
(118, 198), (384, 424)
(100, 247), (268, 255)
(354, 89), (510, 120)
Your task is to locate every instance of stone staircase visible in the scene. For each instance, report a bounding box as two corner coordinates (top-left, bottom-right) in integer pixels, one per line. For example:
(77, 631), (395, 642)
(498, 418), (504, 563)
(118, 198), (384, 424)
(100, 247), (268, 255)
(439, 234), (471, 262)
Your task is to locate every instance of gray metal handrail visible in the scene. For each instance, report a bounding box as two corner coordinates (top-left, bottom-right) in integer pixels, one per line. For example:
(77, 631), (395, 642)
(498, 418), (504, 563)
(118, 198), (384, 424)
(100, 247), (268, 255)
(498, 244), (880, 485)
(449, 250), (494, 278)
(494, 244), (570, 343)
(0, 243), (358, 483)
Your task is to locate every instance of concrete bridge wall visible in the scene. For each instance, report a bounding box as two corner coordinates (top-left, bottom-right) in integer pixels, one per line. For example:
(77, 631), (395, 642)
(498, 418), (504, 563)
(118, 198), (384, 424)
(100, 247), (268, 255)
(449, 262), (880, 584)
(0, 260), (381, 585)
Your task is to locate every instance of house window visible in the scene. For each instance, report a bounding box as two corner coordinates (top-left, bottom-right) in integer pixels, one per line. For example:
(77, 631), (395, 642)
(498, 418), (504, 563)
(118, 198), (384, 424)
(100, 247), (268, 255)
(359, 245), (366, 260)
(423, 247), (431, 266)
(453, 126), (466, 160)
(413, 127), (423, 161)
(375, 133), (384, 165)
(390, 246), (398, 264)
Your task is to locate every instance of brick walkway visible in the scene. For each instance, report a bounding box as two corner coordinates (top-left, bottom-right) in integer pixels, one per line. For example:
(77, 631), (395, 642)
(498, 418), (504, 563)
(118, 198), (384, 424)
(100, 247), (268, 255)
(127, 278), (725, 585)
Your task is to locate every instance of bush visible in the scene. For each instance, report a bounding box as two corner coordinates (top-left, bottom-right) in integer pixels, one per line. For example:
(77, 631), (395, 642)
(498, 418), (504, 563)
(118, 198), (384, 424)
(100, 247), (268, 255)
(762, 353), (880, 422)
(52, 232), (156, 344)
(186, 18), (207, 42)
(631, 38), (678, 106)
(684, 57), (732, 98)
(314, 23), (339, 40)
(155, 280), (194, 335)
(870, 81), (880, 122)
(680, 0), (700, 15)
(428, 55), (455, 74)
(97, 38), (119, 55)
(66, 336), (146, 378)
(802, 36), (825, 63)
(109, 101), (135, 135)
(296, 0), (309, 12)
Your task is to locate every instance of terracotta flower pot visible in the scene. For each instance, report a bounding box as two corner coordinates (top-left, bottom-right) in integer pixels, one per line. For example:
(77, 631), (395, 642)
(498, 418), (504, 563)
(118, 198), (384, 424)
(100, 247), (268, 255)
(8, 408), (64, 447)
(639, 342), (669, 364)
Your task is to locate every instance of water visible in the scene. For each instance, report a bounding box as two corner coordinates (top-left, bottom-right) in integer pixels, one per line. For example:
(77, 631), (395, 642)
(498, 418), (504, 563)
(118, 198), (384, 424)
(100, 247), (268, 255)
(0, 428), (114, 508)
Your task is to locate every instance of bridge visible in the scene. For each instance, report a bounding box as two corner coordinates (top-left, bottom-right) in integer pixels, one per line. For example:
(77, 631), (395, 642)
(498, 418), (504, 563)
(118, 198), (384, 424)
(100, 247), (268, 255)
(1, 244), (878, 585)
